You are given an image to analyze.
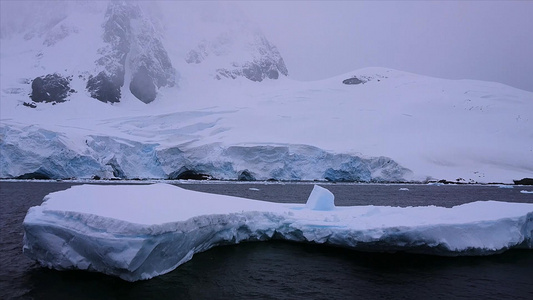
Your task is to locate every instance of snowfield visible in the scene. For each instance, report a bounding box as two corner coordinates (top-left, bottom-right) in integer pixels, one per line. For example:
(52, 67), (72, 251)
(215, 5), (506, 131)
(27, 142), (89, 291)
(22, 184), (533, 281)
(2, 67), (532, 183)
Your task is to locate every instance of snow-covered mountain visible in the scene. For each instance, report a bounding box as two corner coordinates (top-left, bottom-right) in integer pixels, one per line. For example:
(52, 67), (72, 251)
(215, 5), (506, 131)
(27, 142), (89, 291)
(1, 1), (532, 183)
(1, 1), (176, 105)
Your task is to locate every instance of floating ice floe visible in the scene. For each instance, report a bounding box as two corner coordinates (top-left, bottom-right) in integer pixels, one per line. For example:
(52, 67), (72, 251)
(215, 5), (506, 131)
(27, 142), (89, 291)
(22, 184), (533, 281)
(497, 185), (514, 189)
(521, 190), (533, 194)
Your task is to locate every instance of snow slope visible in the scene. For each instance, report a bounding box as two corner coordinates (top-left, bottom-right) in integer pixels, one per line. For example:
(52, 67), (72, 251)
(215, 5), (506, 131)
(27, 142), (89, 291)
(22, 183), (533, 281)
(2, 66), (531, 182)
(1, 1), (532, 183)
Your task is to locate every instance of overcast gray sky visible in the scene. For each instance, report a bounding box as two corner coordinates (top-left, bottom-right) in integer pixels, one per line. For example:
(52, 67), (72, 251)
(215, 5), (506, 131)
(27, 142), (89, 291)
(238, 1), (533, 92)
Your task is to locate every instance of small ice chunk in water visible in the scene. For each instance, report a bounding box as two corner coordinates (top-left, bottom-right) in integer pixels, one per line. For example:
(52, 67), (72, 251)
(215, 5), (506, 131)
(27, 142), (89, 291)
(497, 185), (513, 189)
(306, 185), (335, 211)
(399, 188), (409, 191)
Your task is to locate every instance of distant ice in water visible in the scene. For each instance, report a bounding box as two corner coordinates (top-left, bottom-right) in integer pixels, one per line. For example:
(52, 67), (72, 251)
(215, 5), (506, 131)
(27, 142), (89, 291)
(498, 185), (514, 189)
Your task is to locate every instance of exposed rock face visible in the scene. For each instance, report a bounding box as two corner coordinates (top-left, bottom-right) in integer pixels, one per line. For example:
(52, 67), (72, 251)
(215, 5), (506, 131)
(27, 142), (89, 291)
(186, 32), (288, 82)
(128, 19), (175, 103)
(87, 1), (175, 104)
(129, 66), (156, 104)
(342, 74), (388, 85)
(342, 77), (365, 85)
(86, 2), (131, 103)
(239, 34), (288, 82)
(514, 178), (533, 185)
(30, 74), (73, 103)
(87, 72), (122, 103)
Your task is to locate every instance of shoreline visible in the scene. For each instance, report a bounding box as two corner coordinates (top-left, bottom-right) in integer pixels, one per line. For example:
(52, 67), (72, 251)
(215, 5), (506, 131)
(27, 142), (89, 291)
(0, 178), (528, 186)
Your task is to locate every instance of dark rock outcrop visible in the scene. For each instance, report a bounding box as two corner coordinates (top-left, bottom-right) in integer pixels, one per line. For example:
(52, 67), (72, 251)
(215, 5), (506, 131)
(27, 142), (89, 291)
(23, 102), (37, 108)
(30, 74), (73, 103)
(241, 34), (288, 82)
(129, 66), (156, 104)
(241, 59), (285, 82)
(513, 178), (533, 185)
(129, 32), (175, 104)
(342, 77), (365, 85)
(343, 74), (388, 85)
(86, 2), (130, 104)
(87, 72), (122, 103)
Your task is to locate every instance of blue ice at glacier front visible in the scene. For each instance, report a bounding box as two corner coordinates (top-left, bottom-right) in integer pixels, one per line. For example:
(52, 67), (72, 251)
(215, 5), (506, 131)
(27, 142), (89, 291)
(22, 184), (533, 281)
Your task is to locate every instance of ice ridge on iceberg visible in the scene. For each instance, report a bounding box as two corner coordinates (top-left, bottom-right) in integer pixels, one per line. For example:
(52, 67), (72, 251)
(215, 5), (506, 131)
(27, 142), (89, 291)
(22, 184), (533, 281)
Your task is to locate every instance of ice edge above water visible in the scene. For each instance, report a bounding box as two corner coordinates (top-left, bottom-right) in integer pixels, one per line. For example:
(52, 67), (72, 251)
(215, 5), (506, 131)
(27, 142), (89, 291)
(22, 184), (533, 281)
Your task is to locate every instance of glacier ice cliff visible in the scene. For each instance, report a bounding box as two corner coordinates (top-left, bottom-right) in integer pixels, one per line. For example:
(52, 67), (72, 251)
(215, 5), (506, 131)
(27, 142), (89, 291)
(0, 124), (410, 181)
(22, 184), (533, 281)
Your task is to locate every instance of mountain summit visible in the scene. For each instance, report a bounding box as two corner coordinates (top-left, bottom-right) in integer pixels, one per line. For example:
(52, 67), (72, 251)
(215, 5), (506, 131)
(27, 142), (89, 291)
(86, 1), (175, 104)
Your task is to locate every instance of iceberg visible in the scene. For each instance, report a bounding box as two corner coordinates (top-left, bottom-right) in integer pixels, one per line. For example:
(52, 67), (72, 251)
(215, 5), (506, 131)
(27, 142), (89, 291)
(23, 184), (533, 282)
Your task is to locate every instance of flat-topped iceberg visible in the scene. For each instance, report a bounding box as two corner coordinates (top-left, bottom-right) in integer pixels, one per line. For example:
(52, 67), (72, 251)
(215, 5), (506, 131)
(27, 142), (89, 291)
(23, 184), (533, 281)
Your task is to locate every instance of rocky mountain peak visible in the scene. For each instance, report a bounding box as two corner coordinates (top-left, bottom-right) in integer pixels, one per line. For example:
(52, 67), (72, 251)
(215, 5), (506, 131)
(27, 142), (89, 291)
(87, 1), (176, 104)
(181, 4), (289, 83)
(185, 29), (288, 82)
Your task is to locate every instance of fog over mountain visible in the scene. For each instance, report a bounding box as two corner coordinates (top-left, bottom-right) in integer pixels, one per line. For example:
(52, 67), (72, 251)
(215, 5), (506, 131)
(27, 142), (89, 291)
(2, 1), (531, 91)
(238, 1), (533, 92)
(0, 1), (532, 183)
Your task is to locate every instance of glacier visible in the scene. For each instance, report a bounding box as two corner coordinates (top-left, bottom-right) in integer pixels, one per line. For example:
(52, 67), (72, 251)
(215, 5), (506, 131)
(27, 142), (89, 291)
(0, 124), (411, 181)
(22, 184), (533, 282)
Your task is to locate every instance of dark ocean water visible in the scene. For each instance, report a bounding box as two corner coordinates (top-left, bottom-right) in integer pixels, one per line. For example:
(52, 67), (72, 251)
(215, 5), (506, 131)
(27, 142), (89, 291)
(1, 181), (532, 299)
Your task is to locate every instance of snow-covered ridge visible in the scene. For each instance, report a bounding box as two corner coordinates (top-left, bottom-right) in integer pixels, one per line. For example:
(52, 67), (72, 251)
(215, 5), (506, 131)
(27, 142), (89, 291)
(22, 184), (533, 281)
